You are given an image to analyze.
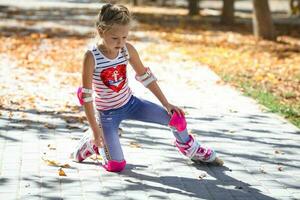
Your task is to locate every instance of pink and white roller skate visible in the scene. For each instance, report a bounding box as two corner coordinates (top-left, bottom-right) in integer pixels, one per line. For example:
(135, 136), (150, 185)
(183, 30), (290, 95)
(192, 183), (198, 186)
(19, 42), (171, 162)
(175, 135), (224, 166)
(71, 133), (99, 162)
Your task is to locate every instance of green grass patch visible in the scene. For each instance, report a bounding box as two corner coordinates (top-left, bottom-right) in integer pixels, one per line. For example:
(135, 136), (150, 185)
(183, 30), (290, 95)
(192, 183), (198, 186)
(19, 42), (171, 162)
(239, 81), (300, 128)
(221, 75), (300, 127)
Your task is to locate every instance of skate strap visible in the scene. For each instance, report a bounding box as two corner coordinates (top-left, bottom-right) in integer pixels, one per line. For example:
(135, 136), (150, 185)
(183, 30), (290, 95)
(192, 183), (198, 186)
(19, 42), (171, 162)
(185, 139), (199, 158)
(175, 135), (199, 158)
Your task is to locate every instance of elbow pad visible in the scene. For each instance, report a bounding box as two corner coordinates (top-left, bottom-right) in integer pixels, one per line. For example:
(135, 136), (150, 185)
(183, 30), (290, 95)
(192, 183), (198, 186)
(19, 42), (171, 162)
(135, 67), (157, 87)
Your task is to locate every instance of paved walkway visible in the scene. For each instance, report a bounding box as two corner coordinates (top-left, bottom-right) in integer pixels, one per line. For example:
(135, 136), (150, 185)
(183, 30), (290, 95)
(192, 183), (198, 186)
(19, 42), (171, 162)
(1, 1), (300, 200)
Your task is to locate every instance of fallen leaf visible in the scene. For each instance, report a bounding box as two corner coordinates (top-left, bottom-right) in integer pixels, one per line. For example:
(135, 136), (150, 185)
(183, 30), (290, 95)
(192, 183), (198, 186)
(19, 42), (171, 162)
(274, 150), (284, 155)
(259, 167), (267, 174)
(44, 123), (57, 129)
(58, 168), (67, 176)
(235, 186), (243, 189)
(66, 124), (80, 129)
(42, 157), (71, 168)
(129, 142), (141, 148)
(8, 112), (13, 119)
(47, 144), (56, 150)
(61, 163), (71, 168)
(198, 173), (207, 180)
(43, 158), (60, 167)
(118, 128), (124, 137)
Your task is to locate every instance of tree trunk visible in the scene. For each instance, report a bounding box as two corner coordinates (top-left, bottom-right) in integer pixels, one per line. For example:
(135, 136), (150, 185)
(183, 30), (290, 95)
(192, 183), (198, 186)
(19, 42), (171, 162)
(252, 0), (276, 40)
(290, 0), (300, 16)
(132, 0), (138, 6)
(188, 0), (199, 16)
(221, 0), (235, 25)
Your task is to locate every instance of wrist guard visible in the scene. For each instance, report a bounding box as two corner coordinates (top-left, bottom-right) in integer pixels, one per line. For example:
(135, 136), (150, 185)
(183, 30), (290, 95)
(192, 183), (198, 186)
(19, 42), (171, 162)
(77, 87), (93, 105)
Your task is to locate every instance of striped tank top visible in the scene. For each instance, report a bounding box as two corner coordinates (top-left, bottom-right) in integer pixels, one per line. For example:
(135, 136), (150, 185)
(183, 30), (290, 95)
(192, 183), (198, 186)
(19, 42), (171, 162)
(89, 45), (133, 111)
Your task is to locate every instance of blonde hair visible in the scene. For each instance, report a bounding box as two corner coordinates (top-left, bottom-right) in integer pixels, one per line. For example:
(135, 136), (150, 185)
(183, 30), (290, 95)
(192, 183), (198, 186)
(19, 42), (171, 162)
(96, 3), (131, 32)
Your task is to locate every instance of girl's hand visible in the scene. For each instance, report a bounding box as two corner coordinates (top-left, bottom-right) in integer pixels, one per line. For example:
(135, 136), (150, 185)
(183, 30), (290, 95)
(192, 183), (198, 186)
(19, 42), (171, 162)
(92, 127), (104, 148)
(164, 103), (185, 117)
(93, 136), (104, 148)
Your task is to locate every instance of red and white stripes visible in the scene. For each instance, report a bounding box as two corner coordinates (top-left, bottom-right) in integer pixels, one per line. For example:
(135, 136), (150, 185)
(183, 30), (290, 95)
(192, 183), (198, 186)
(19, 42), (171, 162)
(89, 45), (132, 111)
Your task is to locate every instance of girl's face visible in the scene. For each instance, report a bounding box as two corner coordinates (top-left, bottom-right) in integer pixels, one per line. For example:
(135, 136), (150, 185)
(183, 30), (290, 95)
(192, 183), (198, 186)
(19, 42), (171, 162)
(100, 24), (129, 53)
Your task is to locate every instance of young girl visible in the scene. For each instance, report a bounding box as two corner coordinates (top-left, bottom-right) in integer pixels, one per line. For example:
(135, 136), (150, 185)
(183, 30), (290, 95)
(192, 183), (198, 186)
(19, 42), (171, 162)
(72, 3), (223, 172)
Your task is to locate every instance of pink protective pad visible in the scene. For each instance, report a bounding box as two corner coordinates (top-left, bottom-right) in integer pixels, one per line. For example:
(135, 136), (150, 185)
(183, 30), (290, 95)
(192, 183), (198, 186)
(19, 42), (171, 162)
(103, 160), (126, 172)
(77, 87), (84, 105)
(169, 112), (187, 132)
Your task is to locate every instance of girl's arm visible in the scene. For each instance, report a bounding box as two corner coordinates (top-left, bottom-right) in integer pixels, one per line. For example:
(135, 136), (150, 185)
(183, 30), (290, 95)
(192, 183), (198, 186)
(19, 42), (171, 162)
(126, 43), (184, 116)
(82, 51), (104, 147)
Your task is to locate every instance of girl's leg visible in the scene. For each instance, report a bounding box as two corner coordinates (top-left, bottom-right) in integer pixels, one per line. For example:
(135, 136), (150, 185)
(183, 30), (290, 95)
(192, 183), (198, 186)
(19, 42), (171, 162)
(99, 112), (127, 172)
(126, 96), (222, 165)
(96, 96), (142, 172)
(100, 117), (124, 161)
(71, 110), (127, 172)
(126, 97), (190, 143)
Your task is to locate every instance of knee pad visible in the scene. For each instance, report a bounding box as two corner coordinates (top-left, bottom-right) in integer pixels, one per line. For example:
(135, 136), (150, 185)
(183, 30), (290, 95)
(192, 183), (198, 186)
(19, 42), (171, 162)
(169, 112), (187, 132)
(103, 160), (126, 172)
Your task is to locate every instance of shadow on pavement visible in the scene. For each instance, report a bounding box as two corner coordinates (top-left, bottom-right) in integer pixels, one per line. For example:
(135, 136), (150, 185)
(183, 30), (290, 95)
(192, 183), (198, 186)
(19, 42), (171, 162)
(104, 165), (277, 200)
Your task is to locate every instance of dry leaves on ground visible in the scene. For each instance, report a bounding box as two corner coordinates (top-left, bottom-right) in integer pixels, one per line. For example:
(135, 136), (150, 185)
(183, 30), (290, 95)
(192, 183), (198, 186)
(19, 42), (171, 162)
(129, 141), (142, 148)
(42, 157), (71, 168)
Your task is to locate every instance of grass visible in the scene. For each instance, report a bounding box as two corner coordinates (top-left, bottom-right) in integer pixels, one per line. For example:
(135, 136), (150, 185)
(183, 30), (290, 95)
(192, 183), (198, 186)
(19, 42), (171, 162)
(239, 80), (300, 127)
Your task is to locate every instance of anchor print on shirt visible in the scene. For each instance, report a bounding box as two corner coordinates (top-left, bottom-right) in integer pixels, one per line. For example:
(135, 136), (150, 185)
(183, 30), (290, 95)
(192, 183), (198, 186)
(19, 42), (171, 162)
(100, 64), (127, 92)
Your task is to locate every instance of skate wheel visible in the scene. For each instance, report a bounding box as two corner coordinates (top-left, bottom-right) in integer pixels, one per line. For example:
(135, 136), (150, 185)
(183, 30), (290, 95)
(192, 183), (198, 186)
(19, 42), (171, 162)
(214, 157), (224, 166)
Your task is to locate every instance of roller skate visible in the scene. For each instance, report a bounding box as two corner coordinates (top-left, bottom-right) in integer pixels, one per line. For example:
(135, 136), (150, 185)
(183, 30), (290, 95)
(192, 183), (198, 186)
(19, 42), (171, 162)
(70, 131), (99, 162)
(175, 135), (224, 166)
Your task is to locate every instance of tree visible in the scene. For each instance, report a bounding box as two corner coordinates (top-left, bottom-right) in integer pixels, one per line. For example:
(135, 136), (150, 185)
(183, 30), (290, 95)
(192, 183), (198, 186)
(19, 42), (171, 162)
(221, 0), (235, 25)
(252, 0), (276, 40)
(188, 0), (200, 16)
(290, 0), (300, 16)
(132, 0), (139, 6)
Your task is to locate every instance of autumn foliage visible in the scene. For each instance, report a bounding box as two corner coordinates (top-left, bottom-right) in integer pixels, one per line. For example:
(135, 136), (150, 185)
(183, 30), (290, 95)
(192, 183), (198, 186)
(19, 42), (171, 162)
(0, 20), (299, 126)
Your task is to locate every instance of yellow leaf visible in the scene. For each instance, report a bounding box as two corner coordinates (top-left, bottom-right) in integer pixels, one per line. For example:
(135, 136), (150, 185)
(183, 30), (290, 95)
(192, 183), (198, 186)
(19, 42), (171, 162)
(61, 164), (71, 168)
(254, 75), (264, 82)
(58, 168), (67, 176)
(129, 142), (141, 148)
(43, 158), (60, 167)
(42, 157), (71, 168)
